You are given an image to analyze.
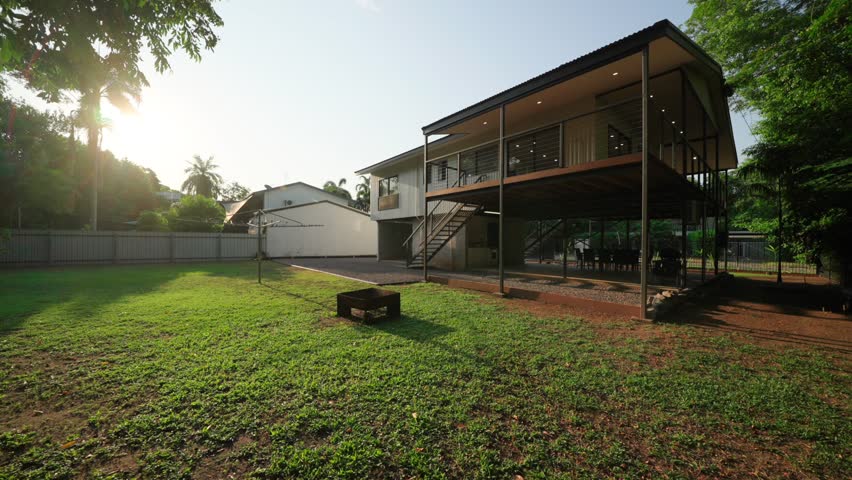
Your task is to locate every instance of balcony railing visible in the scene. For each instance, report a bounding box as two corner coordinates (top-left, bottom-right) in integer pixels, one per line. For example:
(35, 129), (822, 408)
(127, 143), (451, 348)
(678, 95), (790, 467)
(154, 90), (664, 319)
(423, 95), (725, 210)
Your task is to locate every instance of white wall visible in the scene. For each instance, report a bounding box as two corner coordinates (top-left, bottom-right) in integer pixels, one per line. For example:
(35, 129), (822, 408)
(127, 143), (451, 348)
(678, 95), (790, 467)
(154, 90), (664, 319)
(263, 183), (348, 211)
(265, 202), (377, 257)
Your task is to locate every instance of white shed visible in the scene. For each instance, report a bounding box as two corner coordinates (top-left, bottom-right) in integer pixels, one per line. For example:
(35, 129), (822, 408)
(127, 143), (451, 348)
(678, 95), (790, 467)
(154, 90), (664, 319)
(263, 201), (377, 258)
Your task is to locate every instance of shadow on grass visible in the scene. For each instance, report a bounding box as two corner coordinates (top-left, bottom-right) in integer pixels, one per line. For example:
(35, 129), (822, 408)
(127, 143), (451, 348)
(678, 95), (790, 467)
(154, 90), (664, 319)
(0, 262), (286, 337)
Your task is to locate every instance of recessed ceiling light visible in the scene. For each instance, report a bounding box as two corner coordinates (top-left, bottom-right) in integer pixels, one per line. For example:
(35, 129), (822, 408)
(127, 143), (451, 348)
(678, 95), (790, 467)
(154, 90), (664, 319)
(536, 100), (542, 104)
(609, 134), (615, 138)
(661, 108), (666, 112)
(650, 94), (654, 98)
(671, 121), (676, 124)
(483, 121), (488, 125)
(529, 150), (534, 153)
(515, 144), (519, 147)
(693, 156), (697, 160)
(612, 72), (619, 76)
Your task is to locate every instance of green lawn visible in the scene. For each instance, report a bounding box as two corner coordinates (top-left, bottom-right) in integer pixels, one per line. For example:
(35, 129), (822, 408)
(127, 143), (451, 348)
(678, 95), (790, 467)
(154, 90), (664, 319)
(0, 263), (848, 479)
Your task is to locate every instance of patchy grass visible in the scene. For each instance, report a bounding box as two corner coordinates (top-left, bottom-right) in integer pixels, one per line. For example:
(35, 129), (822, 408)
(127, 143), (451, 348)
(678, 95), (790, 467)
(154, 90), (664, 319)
(0, 262), (849, 479)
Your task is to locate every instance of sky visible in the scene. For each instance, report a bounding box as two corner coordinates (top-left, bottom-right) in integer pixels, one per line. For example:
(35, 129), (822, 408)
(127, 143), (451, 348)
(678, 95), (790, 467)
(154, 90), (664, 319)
(8, 0), (755, 195)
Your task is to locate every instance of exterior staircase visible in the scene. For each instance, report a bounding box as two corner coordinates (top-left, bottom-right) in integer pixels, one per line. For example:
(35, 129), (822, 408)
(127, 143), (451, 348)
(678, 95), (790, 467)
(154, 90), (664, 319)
(524, 219), (565, 258)
(405, 202), (482, 269)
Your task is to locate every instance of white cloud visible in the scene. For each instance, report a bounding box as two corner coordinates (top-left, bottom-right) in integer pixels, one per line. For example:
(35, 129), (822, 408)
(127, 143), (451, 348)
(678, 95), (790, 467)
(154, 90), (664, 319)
(355, 0), (381, 13)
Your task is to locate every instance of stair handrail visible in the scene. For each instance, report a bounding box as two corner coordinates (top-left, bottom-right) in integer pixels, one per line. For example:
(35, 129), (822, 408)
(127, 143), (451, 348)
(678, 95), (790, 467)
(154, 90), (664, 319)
(402, 172), (486, 250)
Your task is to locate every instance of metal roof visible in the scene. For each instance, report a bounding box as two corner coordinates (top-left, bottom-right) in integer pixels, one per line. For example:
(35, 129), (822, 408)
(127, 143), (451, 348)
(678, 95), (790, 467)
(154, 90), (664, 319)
(355, 19), (727, 176)
(422, 20), (722, 135)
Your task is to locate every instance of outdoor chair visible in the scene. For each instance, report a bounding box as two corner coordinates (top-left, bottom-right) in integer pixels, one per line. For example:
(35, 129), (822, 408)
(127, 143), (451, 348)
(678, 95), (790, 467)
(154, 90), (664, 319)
(575, 248), (585, 270)
(585, 248), (597, 271)
(653, 247), (681, 277)
(599, 249), (613, 271)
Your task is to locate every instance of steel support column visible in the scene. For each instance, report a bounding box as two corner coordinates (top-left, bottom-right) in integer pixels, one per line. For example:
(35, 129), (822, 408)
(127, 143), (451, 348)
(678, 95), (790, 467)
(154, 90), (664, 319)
(724, 170), (729, 271)
(423, 134), (429, 282)
(681, 69), (688, 286)
(640, 45), (650, 319)
(562, 218), (568, 278)
(701, 113), (707, 283)
(498, 105), (505, 295)
(714, 136), (720, 275)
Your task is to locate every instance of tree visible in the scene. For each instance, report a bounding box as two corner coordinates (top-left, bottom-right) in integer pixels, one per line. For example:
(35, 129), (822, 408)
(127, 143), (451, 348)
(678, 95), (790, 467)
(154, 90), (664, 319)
(166, 195), (224, 233)
(354, 175), (370, 211)
(323, 178), (352, 202)
(1, 1), (223, 229)
(686, 0), (852, 275)
(182, 155), (223, 199)
(221, 181), (251, 201)
(0, 90), (161, 229)
(136, 210), (169, 232)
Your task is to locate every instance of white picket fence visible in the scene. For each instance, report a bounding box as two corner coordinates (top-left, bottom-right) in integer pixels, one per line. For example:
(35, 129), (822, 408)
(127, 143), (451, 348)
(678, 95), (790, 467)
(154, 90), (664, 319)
(0, 229), (264, 266)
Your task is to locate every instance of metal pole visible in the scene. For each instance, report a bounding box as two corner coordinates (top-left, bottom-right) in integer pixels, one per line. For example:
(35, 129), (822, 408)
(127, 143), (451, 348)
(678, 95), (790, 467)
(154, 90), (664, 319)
(498, 105), (505, 295)
(777, 176), (783, 284)
(640, 45), (650, 319)
(538, 220), (543, 264)
(714, 136), (719, 275)
(256, 210), (263, 284)
(701, 113), (707, 283)
(681, 70), (689, 285)
(724, 170), (729, 271)
(423, 134), (429, 282)
(562, 218), (568, 278)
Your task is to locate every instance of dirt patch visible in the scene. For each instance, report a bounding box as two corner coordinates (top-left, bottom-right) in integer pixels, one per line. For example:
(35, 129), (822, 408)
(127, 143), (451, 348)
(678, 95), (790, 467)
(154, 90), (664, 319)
(671, 276), (852, 355)
(315, 316), (354, 328)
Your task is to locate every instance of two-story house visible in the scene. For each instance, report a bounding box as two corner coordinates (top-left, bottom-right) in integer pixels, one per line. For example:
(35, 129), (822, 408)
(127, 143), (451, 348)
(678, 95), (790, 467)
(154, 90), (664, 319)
(356, 20), (738, 318)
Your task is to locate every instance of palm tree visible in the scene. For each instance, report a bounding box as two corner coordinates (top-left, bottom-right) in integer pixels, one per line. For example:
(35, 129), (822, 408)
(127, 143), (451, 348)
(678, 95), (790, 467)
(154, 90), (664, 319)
(76, 53), (144, 230)
(182, 155), (224, 198)
(323, 178), (352, 201)
(354, 175), (370, 211)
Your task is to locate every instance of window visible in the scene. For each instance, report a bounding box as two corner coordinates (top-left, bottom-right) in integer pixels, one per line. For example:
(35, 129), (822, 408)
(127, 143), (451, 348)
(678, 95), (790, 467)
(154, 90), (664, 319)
(506, 125), (560, 176)
(607, 125), (632, 157)
(378, 176), (399, 210)
(379, 176), (398, 197)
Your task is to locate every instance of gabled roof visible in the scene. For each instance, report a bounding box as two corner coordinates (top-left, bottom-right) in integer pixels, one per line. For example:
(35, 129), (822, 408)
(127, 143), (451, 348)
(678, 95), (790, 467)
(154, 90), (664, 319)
(264, 200), (369, 217)
(249, 181), (340, 199)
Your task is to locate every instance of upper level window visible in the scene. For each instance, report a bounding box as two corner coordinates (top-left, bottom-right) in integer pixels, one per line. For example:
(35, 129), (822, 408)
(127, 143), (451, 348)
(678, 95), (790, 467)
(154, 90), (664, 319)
(378, 176), (399, 210)
(378, 176), (398, 197)
(507, 125), (560, 176)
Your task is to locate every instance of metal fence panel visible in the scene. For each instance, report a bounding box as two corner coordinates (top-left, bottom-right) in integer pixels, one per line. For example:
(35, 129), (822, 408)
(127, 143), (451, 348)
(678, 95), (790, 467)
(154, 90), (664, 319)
(0, 230), (261, 266)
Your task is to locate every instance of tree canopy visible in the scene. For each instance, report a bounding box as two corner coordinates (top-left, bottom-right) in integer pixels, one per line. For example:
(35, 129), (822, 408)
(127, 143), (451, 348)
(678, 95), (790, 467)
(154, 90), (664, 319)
(686, 0), (852, 263)
(182, 155), (223, 199)
(323, 178), (352, 202)
(166, 195), (224, 233)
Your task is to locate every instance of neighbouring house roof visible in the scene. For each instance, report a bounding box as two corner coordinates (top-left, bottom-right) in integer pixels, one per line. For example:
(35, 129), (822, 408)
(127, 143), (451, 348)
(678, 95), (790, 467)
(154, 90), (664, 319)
(248, 181), (343, 200)
(264, 200), (369, 217)
(224, 182), (356, 223)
